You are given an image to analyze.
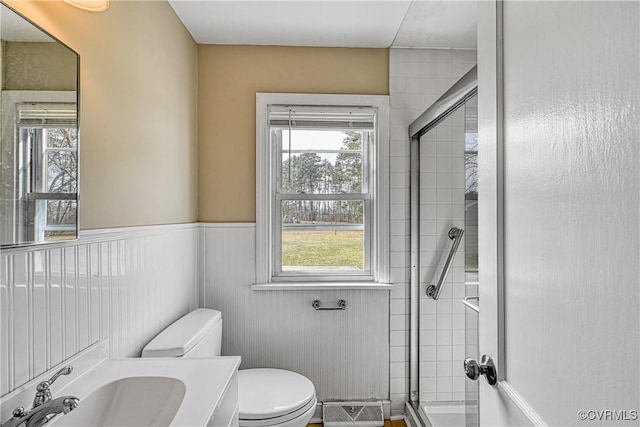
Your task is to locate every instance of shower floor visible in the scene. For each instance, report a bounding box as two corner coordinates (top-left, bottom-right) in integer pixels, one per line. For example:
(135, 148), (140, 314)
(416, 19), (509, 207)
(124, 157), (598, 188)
(419, 401), (477, 427)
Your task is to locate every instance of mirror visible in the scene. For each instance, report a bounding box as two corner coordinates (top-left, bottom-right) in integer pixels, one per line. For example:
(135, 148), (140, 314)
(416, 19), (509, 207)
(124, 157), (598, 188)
(1, 2), (79, 247)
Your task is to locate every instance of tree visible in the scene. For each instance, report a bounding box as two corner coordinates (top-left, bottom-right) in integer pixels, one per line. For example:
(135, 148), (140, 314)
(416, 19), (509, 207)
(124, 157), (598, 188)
(333, 131), (363, 222)
(281, 131), (364, 224)
(333, 131), (362, 193)
(45, 128), (77, 227)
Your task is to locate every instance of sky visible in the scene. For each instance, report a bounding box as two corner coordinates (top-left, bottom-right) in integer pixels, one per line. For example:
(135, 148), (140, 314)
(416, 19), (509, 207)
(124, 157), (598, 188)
(281, 129), (346, 150)
(281, 129), (358, 164)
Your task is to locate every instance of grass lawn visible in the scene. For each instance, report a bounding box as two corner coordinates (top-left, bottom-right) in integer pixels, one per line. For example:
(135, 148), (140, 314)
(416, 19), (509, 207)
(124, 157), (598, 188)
(282, 230), (363, 269)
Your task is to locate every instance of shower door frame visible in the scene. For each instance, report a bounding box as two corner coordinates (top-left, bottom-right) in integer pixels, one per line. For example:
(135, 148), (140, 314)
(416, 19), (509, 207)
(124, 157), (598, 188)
(407, 66), (478, 424)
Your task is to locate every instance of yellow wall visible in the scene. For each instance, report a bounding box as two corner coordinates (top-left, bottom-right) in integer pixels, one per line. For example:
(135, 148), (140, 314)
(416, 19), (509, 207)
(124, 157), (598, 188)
(3, 2), (389, 226)
(4, 0), (198, 229)
(198, 45), (388, 222)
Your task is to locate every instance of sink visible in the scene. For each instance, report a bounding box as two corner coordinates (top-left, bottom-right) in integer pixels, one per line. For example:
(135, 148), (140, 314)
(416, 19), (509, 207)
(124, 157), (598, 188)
(53, 377), (186, 426)
(39, 356), (241, 427)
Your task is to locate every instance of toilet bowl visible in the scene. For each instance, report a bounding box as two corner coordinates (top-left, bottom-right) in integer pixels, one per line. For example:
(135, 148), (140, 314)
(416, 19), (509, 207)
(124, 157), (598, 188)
(141, 309), (317, 427)
(238, 369), (316, 427)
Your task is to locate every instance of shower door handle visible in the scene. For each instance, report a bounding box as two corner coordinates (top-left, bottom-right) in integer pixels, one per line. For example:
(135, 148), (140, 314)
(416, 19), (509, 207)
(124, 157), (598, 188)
(426, 227), (464, 300)
(464, 355), (497, 385)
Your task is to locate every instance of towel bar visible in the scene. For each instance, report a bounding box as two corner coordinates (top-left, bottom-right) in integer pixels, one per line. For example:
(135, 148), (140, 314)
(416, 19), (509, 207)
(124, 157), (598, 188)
(312, 299), (347, 310)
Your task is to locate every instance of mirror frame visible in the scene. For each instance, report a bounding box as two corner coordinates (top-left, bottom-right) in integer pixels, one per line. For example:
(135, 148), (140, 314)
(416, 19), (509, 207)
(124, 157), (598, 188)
(1, 0), (80, 249)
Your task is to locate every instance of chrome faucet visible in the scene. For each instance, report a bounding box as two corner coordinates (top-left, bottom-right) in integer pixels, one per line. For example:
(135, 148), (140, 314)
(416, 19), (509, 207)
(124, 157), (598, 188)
(1, 366), (79, 427)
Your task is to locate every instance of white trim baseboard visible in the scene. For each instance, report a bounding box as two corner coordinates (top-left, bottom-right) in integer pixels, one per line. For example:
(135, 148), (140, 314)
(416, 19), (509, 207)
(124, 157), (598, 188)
(200, 223), (256, 229)
(79, 222), (199, 242)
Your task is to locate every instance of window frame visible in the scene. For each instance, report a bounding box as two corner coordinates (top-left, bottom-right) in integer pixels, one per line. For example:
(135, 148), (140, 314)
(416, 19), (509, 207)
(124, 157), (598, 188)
(1, 91), (78, 245)
(273, 121), (373, 279)
(256, 93), (389, 285)
(23, 126), (78, 242)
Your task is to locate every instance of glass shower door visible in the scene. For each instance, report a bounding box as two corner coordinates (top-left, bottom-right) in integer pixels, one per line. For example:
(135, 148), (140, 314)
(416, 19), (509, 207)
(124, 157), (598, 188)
(407, 65), (478, 427)
(416, 93), (479, 427)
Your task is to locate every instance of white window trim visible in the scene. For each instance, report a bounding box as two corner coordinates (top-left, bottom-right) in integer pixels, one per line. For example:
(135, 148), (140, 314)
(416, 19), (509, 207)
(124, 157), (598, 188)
(255, 93), (390, 286)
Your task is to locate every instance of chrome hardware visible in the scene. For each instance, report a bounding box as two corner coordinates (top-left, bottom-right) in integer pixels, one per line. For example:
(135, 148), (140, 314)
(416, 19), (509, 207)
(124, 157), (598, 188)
(1, 366), (79, 427)
(312, 299), (347, 310)
(464, 355), (497, 385)
(426, 227), (465, 300)
(33, 366), (73, 408)
(2, 396), (79, 427)
(409, 66), (477, 138)
(461, 296), (480, 313)
(11, 409), (26, 419)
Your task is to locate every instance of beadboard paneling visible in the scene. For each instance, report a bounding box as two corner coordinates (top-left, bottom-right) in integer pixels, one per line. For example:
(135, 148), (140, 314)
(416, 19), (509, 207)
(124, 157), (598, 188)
(0, 224), (199, 397)
(202, 223), (390, 401)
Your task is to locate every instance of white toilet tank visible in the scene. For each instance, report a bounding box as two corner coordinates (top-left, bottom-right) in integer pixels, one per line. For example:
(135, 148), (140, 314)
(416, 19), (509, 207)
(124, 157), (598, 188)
(141, 308), (222, 358)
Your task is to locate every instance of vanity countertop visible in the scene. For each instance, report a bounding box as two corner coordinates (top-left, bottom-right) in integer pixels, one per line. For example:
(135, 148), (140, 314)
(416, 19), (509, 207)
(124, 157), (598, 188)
(48, 356), (241, 427)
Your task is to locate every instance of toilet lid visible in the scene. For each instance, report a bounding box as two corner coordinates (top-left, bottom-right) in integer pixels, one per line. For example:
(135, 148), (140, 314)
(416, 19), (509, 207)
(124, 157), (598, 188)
(238, 369), (316, 420)
(141, 309), (221, 358)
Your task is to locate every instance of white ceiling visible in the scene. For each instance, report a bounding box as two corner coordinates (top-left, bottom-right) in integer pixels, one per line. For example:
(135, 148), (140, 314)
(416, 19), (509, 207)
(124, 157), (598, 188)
(168, 0), (477, 49)
(393, 1), (477, 49)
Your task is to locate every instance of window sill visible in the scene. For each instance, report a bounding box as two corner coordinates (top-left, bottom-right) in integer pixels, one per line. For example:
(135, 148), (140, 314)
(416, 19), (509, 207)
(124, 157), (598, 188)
(251, 282), (394, 291)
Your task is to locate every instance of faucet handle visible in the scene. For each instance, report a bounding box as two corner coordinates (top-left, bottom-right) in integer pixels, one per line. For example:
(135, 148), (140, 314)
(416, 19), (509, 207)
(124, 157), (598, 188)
(62, 397), (80, 413)
(12, 407), (26, 418)
(33, 366), (73, 408)
(38, 366), (73, 390)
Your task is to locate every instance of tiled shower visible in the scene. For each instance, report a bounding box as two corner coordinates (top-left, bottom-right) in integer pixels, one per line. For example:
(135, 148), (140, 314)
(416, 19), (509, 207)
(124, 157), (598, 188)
(388, 47), (477, 422)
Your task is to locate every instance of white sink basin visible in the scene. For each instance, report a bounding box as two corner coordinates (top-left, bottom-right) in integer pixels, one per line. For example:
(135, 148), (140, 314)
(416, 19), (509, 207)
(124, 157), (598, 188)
(55, 376), (185, 426)
(47, 357), (240, 427)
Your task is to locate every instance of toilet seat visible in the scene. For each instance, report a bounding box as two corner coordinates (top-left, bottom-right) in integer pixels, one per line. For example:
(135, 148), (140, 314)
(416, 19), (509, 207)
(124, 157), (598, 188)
(238, 368), (316, 426)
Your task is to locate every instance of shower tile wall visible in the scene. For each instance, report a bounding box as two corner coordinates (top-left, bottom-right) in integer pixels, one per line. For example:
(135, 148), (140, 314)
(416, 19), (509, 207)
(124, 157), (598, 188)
(388, 48), (476, 414)
(419, 109), (467, 402)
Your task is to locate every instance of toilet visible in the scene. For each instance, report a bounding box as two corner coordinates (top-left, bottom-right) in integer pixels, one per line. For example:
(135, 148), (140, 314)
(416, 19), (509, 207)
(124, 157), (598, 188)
(141, 308), (317, 427)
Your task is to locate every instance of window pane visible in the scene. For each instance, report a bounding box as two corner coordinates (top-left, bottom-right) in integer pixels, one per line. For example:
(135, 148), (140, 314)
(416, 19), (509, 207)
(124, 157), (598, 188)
(45, 128), (78, 193)
(46, 127), (77, 149)
(46, 150), (78, 193)
(281, 200), (364, 271)
(465, 95), (478, 271)
(44, 200), (76, 241)
(280, 130), (364, 194)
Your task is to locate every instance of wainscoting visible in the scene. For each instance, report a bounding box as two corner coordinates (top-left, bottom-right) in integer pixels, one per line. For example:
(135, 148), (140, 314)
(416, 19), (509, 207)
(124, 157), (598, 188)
(0, 224), (199, 397)
(201, 223), (390, 401)
(1, 222), (391, 408)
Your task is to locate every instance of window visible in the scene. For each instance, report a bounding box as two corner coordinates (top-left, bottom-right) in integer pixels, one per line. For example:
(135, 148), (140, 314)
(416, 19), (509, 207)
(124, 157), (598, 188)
(1, 91), (78, 246)
(17, 102), (78, 242)
(256, 94), (389, 284)
(464, 95), (478, 272)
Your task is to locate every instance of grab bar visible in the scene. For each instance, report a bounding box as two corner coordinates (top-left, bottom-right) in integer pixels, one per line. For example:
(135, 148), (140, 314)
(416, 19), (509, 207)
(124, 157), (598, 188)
(426, 227), (464, 300)
(312, 299), (347, 311)
(462, 296), (479, 313)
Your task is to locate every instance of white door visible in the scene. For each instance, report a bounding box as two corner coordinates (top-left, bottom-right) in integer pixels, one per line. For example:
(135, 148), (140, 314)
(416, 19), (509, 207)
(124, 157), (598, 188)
(476, 1), (639, 425)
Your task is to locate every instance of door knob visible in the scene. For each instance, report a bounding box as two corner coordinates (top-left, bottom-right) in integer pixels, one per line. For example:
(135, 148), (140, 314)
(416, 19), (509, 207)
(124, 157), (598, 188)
(464, 355), (497, 385)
